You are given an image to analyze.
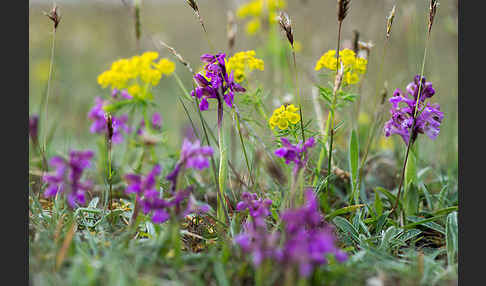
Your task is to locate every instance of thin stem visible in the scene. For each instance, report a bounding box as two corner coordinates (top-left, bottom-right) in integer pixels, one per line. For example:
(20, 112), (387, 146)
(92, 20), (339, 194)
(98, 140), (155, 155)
(325, 20), (343, 193)
(173, 73), (200, 139)
(233, 109), (255, 187)
(392, 139), (412, 211)
(107, 139), (113, 210)
(43, 27), (56, 158)
(291, 48), (305, 142)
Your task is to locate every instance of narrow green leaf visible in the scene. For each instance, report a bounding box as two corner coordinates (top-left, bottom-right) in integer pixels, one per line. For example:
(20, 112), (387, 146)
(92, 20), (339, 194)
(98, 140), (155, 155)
(397, 229), (422, 242)
(446, 211), (458, 265)
(375, 187), (402, 209)
(333, 216), (360, 244)
(374, 191), (383, 217)
(404, 215), (446, 234)
(403, 183), (419, 216)
(213, 260), (229, 286)
(349, 129), (359, 193)
(375, 213), (390, 235)
(325, 204), (365, 220)
(88, 197), (99, 209)
(379, 226), (403, 251)
(405, 146), (417, 189)
(434, 206), (458, 217)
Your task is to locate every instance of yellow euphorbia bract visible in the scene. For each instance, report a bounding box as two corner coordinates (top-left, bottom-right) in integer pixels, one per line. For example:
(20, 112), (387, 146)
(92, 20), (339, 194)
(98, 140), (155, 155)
(269, 104), (301, 130)
(314, 48), (368, 85)
(97, 51), (175, 99)
(226, 50), (264, 83)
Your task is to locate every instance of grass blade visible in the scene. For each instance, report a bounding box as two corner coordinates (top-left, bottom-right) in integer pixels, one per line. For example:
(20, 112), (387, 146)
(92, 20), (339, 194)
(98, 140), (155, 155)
(446, 211), (458, 265)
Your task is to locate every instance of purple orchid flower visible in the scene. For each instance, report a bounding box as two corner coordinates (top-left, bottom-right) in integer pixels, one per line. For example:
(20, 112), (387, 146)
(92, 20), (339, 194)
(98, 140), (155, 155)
(191, 53), (246, 112)
(384, 75), (443, 144)
(274, 137), (315, 173)
(43, 150), (94, 208)
(124, 165), (209, 224)
(165, 138), (214, 190)
(88, 97), (131, 144)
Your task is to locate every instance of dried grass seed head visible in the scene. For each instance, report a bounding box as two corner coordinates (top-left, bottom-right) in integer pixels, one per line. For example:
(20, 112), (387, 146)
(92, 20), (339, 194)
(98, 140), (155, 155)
(186, 0), (199, 12)
(428, 0), (439, 34)
(45, 4), (61, 29)
(106, 113), (114, 141)
(337, 0), (350, 22)
(158, 40), (194, 74)
(278, 11), (293, 46)
(386, 5), (396, 39)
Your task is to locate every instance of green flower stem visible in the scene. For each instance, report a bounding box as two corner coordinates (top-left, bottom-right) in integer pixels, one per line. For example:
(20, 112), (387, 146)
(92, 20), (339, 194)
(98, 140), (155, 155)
(169, 209), (182, 267)
(142, 105), (153, 135)
(217, 102), (230, 224)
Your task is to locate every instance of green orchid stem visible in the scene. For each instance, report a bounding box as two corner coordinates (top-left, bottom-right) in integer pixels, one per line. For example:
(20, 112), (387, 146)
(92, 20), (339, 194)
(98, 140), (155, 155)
(393, 32), (431, 213)
(142, 105), (153, 135)
(217, 101), (230, 225)
(233, 109), (255, 187)
(169, 209), (182, 267)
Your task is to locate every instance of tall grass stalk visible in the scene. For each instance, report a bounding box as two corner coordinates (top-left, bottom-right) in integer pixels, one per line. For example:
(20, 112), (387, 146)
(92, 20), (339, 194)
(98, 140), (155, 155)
(292, 49), (305, 142)
(393, 0), (437, 211)
(42, 24), (57, 166)
(106, 114), (113, 210)
(392, 35), (430, 212)
(325, 9), (345, 193)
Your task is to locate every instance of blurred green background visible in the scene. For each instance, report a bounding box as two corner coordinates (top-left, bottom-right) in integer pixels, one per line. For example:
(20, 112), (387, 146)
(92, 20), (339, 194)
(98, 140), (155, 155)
(29, 0), (458, 175)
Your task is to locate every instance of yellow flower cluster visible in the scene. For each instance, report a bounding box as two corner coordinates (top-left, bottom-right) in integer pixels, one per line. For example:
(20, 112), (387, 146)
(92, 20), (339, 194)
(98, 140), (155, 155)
(314, 49), (367, 85)
(226, 50), (264, 83)
(97, 51), (175, 99)
(269, 104), (300, 130)
(236, 0), (286, 36)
